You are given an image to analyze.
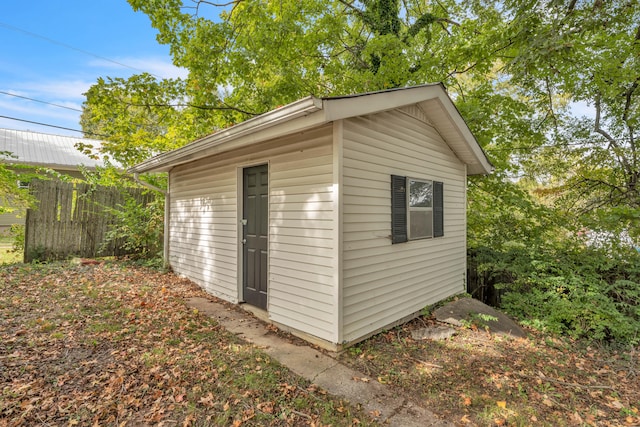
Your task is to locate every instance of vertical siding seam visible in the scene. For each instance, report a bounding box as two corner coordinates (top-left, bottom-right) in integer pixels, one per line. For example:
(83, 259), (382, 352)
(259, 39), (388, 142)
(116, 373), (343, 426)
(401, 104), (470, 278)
(236, 166), (243, 302)
(463, 163), (468, 293)
(266, 160), (272, 311)
(162, 172), (171, 269)
(333, 120), (344, 344)
(165, 172), (171, 268)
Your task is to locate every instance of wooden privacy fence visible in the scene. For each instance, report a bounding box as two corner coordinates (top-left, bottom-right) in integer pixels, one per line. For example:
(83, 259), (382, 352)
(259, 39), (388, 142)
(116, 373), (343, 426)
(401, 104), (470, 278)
(24, 180), (154, 262)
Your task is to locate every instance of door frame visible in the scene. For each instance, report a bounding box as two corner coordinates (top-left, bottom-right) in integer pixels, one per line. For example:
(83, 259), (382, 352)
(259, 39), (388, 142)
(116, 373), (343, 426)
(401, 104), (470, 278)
(237, 161), (270, 308)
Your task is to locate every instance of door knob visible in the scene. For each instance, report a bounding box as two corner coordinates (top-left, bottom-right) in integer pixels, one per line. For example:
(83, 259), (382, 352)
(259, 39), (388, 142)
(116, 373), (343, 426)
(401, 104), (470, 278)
(241, 239), (247, 244)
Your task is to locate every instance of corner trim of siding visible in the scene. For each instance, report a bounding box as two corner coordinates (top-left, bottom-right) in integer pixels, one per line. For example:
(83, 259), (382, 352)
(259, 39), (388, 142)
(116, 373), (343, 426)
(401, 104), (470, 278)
(332, 120), (344, 344)
(235, 166), (243, 303)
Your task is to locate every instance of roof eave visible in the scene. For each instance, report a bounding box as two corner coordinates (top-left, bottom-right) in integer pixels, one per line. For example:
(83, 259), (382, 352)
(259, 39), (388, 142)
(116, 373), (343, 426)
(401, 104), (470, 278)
(416, 96), (493, 176)
(129, 84), (493, 176)
(128, 96), (324, 174)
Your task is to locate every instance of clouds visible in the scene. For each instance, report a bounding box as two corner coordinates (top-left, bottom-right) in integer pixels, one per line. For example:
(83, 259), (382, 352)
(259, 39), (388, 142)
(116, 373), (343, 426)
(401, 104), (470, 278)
(10, 80), (92, 102)
(88, 56), (188, 80)
(1, 1), (189, 137)
(0, 56), (187, 136)
(0, 88), (84, 135)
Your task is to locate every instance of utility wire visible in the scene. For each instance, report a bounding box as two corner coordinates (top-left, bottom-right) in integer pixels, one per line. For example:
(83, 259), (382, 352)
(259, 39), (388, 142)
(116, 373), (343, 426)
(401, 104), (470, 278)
(0, 115), (108, 138)
(0, 90), (82, 112)
(0, 21), (159, 78)
(0, 21), (164, 133)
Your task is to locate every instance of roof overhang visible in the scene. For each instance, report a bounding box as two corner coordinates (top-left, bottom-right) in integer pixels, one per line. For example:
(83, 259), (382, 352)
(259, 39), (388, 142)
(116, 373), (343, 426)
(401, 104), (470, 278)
(129, 84), (493, 175)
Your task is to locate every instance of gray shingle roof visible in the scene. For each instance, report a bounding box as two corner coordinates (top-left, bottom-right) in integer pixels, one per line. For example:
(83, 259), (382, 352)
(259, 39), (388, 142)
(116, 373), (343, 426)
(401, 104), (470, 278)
(0, 128), (110, 171)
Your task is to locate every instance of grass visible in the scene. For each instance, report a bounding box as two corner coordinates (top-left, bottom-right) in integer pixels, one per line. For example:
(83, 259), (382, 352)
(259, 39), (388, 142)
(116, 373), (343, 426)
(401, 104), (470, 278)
(339, 310), (640, 426)
(0, 231), (20, 264)
(0, 232), (12, 244)
(0, 261), (374, 426)
(0, 247), (21, 264)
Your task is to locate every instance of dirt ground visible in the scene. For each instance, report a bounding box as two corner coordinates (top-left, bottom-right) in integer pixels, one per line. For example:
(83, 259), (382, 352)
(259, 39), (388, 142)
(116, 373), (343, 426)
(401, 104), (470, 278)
(339, 298), (640, 426)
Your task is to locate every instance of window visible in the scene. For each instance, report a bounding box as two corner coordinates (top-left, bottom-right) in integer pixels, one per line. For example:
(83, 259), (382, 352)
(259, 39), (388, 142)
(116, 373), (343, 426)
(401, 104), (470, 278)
(17, 180), (30, 189)
(391, 175), (443, 243)
(408, 179), (433, 239)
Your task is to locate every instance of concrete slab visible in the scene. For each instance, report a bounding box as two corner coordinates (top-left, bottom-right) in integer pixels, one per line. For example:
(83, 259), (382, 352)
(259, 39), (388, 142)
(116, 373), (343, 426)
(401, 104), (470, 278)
(433, 297), (527, 338)
(411, 325), (457, 341)
(186, 297), (453, 426)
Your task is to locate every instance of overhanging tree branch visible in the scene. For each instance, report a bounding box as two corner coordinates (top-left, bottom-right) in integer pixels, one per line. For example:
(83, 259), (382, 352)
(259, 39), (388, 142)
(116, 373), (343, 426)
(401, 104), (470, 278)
(122, 101), (262, 116)
(594, 93), (633, 177)
(188, 0), (243, 9)
(622, 77), (638, 171)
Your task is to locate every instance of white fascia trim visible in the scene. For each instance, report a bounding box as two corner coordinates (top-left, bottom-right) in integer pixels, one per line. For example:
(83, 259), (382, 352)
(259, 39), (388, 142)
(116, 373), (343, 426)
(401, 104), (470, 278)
(322, 84), (444, 122)
(436, 94), (494, 175)
(128, 96), (323, 173)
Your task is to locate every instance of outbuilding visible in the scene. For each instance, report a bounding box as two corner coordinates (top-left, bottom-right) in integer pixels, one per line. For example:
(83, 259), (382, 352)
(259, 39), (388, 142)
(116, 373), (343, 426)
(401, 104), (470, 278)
(129, 84), (493, 350)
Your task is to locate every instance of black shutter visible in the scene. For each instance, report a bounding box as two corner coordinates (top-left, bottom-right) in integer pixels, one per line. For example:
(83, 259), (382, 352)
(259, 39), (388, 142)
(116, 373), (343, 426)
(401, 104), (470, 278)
(391, 175), (407, 244)
(433, 181), (444, 237)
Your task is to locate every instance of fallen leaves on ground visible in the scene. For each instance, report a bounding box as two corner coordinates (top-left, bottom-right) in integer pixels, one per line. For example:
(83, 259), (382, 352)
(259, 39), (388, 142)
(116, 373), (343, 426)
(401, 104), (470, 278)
(341, 311), (640, 426)
(0, 262), (371, 426)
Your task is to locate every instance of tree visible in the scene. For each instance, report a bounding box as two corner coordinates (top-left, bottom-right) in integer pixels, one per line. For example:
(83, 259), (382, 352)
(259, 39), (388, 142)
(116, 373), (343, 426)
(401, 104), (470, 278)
(499, 0), (640, 242)
(0, 163), (23, 215)
(0, 155), (36, 217)
(81, 74), (198, 169)
(84, 1), (640, 247)
(82, 0), (557, 262)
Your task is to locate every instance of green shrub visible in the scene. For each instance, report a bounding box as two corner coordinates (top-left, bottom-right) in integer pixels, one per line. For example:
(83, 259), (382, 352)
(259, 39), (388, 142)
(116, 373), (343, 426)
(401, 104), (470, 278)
(26, 244), (50, 263)
(498, 246), (640, 345)
(9, 224), (25, 253)
(102, 192), (164, 260)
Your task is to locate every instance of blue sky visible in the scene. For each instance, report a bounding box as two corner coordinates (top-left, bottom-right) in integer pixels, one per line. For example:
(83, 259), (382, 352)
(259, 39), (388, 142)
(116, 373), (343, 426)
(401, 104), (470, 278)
(0, 0), (187, 137)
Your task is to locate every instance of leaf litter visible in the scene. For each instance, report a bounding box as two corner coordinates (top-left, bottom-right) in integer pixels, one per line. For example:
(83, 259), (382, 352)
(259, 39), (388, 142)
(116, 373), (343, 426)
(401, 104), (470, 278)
(0, 262), (372, 426)
(340, 309), (640, 426)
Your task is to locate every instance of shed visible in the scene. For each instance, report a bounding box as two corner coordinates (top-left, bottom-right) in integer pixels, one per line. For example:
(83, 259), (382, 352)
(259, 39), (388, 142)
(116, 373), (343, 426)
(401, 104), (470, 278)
(129, 84), (493, 350)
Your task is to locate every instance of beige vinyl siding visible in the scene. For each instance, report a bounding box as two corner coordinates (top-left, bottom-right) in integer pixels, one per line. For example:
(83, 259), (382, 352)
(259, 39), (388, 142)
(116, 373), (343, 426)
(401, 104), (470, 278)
(268, 127), (336, 341)
(169, 125), (337, 342)
(170, 165), (239, 302)
(341, 110), (467, 342)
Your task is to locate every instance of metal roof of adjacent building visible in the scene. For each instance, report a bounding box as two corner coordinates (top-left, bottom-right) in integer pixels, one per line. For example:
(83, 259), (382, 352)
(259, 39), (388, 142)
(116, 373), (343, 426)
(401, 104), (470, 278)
(0, 128), (110, 171)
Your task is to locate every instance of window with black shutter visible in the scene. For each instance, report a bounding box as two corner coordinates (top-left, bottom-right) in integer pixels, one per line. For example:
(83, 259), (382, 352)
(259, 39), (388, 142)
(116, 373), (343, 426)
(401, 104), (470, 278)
(433, 181), (444, 237)
(391, 175), (408, 244)
(391, 175), (443, 243)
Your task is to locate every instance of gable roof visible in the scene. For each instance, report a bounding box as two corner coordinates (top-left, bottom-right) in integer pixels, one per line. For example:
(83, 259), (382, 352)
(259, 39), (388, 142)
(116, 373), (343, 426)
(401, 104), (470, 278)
(0, 128), (110, 171)
(129, 84), (493, 175)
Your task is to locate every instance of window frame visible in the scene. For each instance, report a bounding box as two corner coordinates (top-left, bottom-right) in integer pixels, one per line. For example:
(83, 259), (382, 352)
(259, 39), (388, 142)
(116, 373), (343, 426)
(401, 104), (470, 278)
(391, 175), (444, 244)
(407, 177), (434, 240)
